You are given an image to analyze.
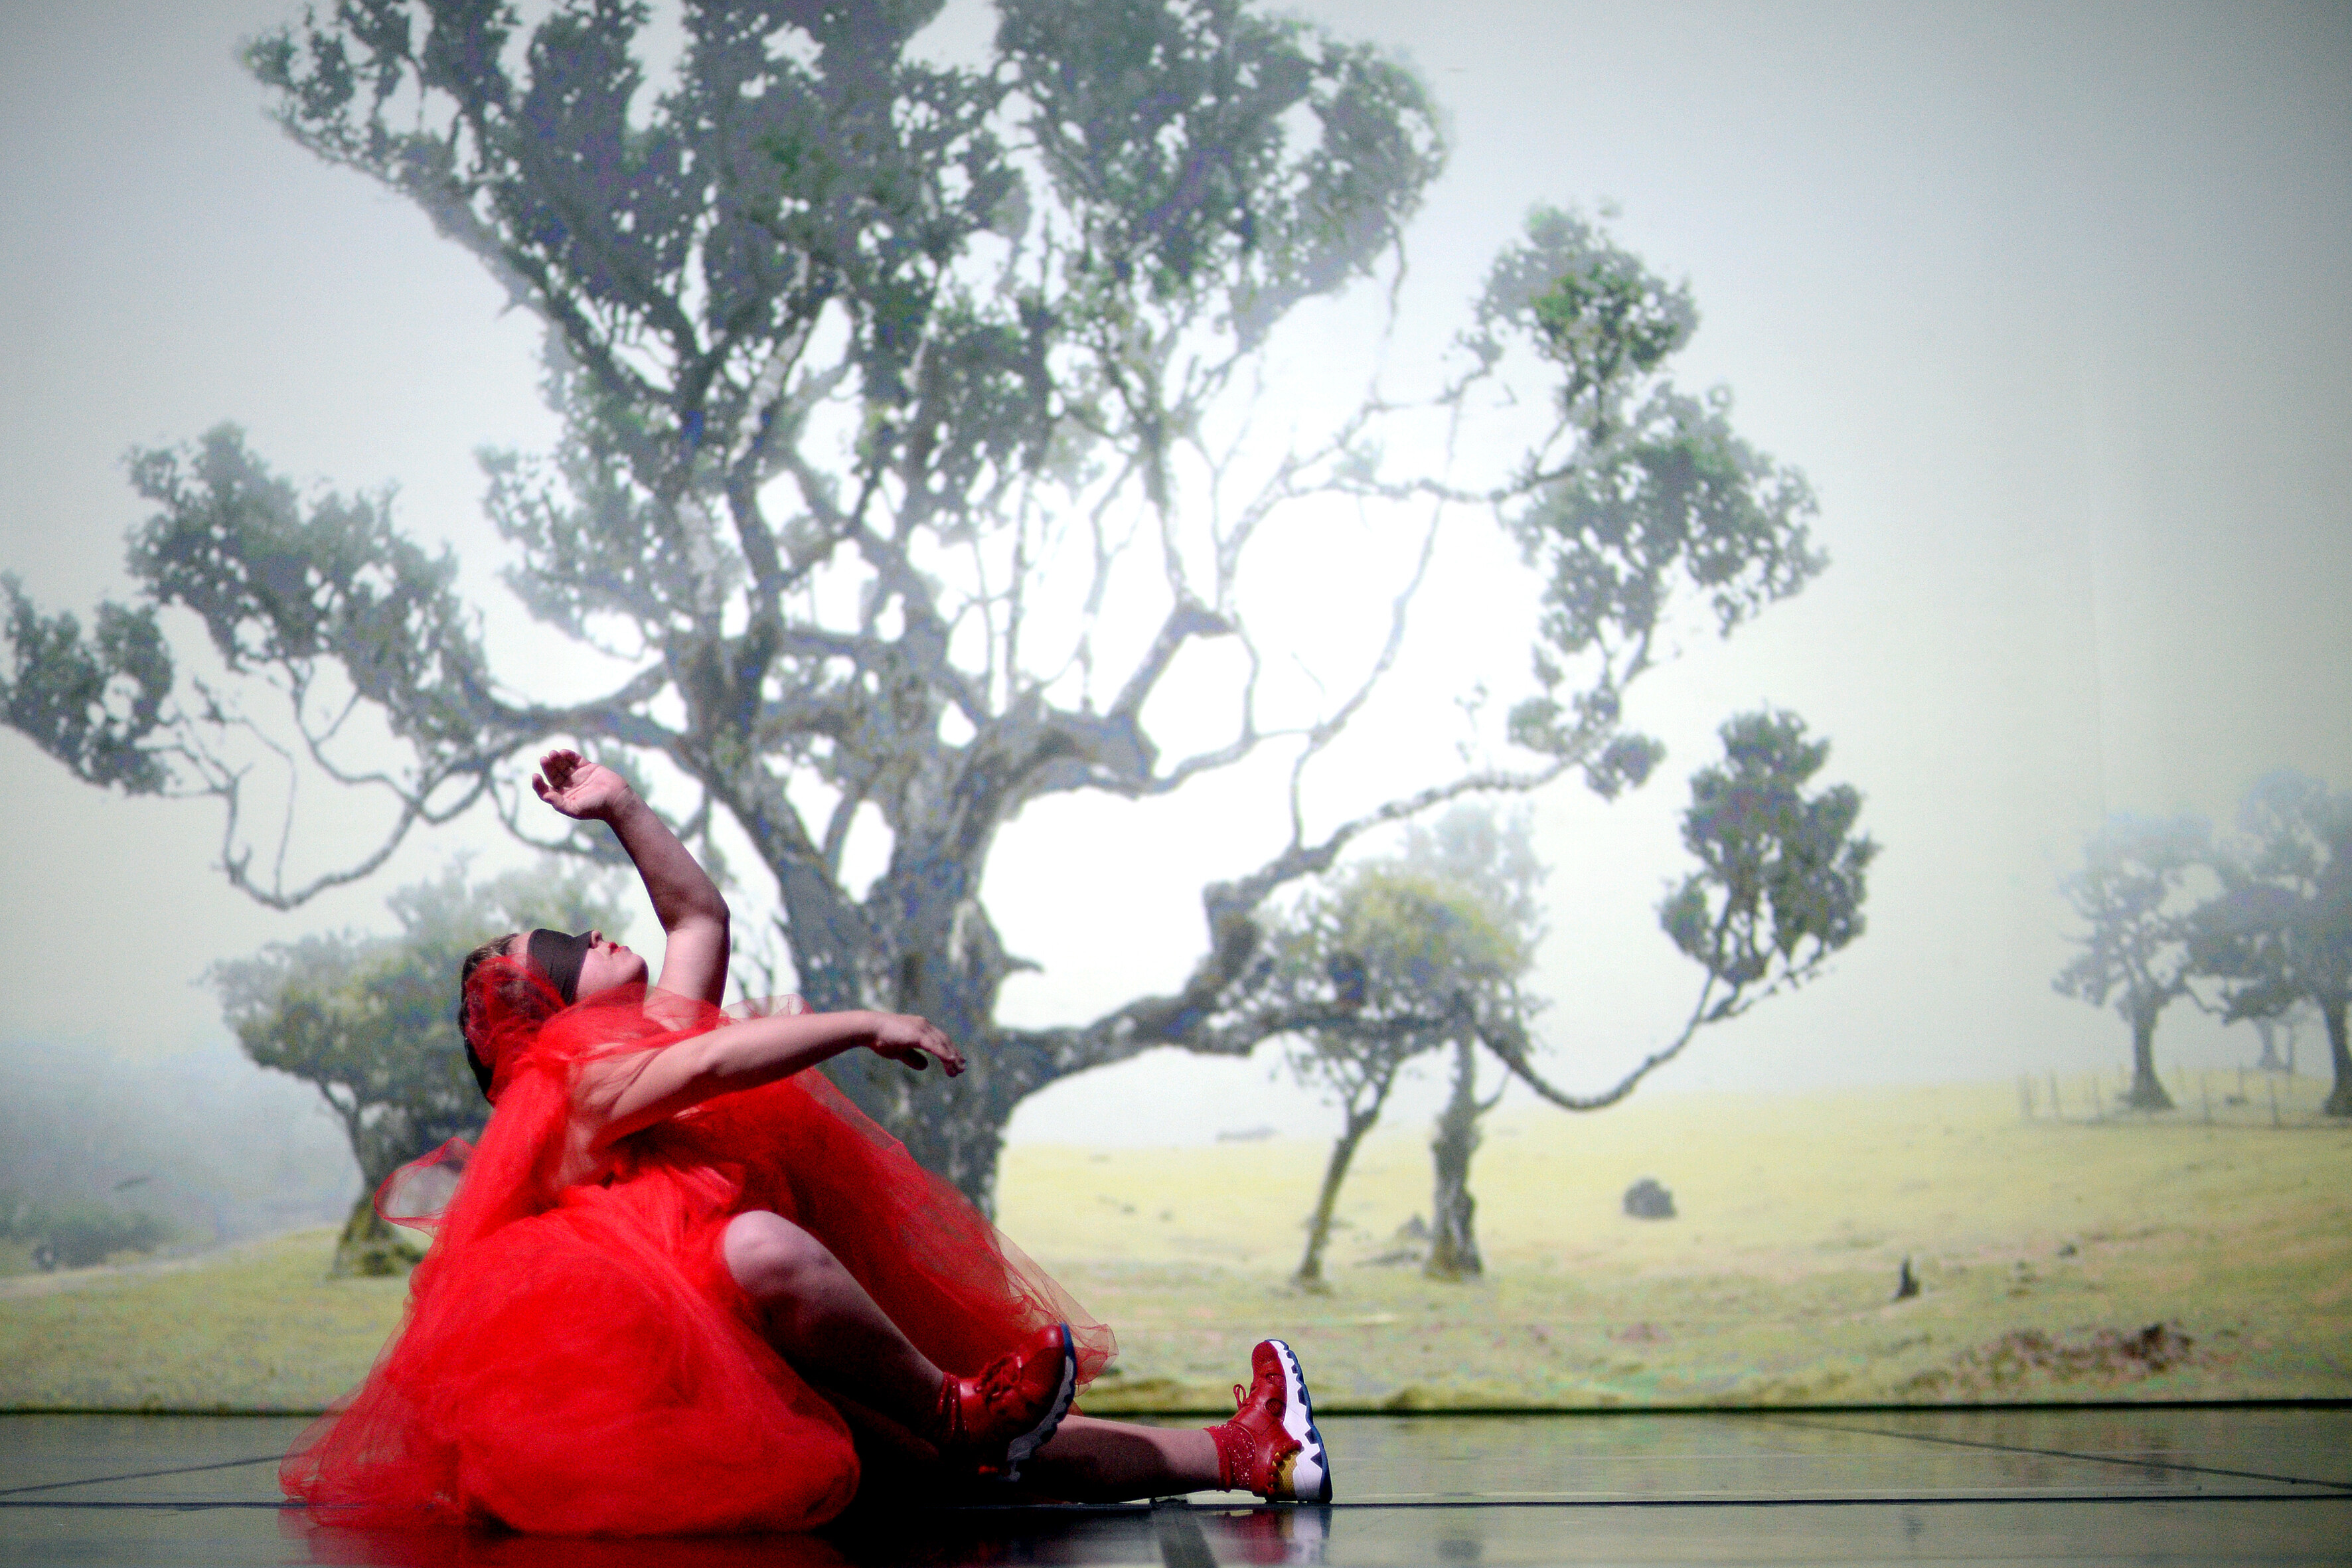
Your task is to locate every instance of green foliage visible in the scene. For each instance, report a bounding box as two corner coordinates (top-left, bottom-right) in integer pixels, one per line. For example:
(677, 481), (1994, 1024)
(1314, 866), (1524, 1000)
(124, 430), (487, 751)
(1660, 710), (1875, 1004)
(1475, 213), (1822, 777)
(211, 860), (629, 1190)
(2187, 772), (2352, 1114)
(0, 576), (171, 793)
(1267, 804), (1541, 1083)
(1002, 0), (1442, 345)
(0, 1190), (175, 1271)
(2053, 813), (2212, 1021)
(2191, 773), (2351, 1021)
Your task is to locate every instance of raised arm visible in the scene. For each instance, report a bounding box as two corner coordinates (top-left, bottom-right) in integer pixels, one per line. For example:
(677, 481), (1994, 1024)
(532, 748), (730, 1005)
(582, 1008), (963, 1147)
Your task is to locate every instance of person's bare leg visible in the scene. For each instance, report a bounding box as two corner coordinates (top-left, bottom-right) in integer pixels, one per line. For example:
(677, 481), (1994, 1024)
(1016, 1415), (1221, 1500)
(723, 1211), (942, 1427)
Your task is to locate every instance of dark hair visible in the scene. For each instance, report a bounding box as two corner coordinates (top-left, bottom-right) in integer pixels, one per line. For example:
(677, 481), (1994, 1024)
(457, 933), (523, 1098)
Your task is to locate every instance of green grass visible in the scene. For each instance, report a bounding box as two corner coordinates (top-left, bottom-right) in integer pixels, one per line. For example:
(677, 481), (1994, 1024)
(1007, 1076), (2352, 1412)
(0, 1231), (405, 1410)
(4, 1078), (2347, 1412)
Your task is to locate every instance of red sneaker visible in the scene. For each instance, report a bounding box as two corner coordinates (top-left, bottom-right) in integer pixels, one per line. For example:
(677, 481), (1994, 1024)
(1206, 1338), (1332, 1502)
(932, 1322), (1077, 1482)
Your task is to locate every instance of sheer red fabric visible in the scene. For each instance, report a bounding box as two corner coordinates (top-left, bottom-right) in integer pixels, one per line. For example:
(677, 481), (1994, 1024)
(282, 968), (1113, 1536)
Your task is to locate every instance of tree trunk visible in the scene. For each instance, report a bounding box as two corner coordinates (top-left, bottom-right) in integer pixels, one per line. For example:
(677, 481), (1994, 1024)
(1295, 1105), (1381, 1291)
(1425, 1039), (1484, 1281)
(331, 1190), (423, 1278)
(2254, 1017), (2288, 1071)
(2323, 996), (2352, 1117)
(788, 829), (1021, 1214)
(2124, 1003), (2174, 1111)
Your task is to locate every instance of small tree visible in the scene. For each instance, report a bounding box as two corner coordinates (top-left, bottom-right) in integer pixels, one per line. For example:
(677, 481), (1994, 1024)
(1478, 710), (1876, 1125)
(2189, 772), (2352, 1117)
(212, 860), (626, 1272)
(2053, 813), (2212, 1113)
(0, 1194), (175, 1273)
(1266, 806), (1537, 1288)
(1395, 807), (1543, 1281)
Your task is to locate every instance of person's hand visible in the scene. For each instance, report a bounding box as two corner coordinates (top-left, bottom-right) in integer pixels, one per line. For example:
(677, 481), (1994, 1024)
(866, 1012), (964, 1077)
(532, 748), (636, 822)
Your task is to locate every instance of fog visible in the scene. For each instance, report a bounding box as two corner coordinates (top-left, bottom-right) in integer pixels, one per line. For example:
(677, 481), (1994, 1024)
(2, 0), (2347, 1164)
(0, 1032), (356, 1245)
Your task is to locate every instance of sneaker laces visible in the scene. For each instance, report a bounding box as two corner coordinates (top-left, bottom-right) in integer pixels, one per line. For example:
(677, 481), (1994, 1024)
(978, 1352), (1023, 1409)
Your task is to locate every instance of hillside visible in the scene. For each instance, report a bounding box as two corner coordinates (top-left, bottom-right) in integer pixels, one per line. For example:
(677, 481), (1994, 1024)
(4, 1077), (2345, 1411)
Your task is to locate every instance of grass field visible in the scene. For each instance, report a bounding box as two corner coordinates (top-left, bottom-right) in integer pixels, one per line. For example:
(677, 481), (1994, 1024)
(3, 1077), (2347, 1412)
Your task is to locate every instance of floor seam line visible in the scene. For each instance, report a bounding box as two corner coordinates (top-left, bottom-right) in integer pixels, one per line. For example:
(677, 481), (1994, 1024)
(0, 1454), (284, 1497)
(8, 1492), (2352, 1512)
(1760, 1415), (2352, 1493)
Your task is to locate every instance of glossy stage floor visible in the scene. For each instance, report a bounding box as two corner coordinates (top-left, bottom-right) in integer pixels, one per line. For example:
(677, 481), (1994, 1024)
(3, 1406), (2348, 1566)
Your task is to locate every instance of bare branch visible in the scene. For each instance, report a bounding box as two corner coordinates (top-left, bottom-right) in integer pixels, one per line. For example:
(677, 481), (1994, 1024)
(1475, 974), (1727, 1115)
(1284, 497), (1445, 842)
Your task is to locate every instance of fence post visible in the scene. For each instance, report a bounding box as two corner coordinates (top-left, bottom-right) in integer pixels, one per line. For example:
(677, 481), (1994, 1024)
(2050, 1070), (2063, 1123)
(2201, 1071), (2211, 1125)
(2268, 1073), (2282, 1129)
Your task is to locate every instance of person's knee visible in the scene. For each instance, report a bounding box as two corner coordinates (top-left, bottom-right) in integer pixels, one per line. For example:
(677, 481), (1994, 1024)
(723, 1212), (835, 1299)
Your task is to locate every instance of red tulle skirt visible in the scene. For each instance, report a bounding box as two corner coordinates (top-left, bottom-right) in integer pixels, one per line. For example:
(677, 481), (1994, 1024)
(281, 990), (1111, 1537)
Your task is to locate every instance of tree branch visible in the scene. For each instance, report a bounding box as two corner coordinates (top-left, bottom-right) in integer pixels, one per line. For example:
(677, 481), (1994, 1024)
(1474, 977), (1725, 1115)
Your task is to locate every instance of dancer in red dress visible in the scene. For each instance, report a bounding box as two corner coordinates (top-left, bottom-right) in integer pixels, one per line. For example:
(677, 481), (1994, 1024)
(281, 749), (1328, 1535)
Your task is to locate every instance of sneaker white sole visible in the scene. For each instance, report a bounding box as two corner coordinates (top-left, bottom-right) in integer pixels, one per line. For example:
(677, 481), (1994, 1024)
(1000, 1322), (1078, 1482)
(1265, 1338), (1332, 1503)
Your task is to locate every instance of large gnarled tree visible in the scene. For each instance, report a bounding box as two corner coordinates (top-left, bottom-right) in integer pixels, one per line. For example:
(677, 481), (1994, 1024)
(1, 1), (1821, 1210)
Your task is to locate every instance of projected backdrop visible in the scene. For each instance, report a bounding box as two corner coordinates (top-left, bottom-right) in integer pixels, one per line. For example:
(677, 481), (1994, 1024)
(1, 0), (2346, 1411)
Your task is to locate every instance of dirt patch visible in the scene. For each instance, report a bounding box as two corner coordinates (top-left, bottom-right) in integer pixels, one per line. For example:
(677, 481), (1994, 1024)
(1903, 1322), (2201, 1397)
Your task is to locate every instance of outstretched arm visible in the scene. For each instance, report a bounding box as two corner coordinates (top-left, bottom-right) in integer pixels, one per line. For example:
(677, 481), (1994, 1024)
(583, 1008), (963, 1146)
(532, 748), (731, 1005)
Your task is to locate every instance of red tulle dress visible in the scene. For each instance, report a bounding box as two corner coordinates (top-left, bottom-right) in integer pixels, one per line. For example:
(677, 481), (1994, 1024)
(280, 980), (1112, 1536)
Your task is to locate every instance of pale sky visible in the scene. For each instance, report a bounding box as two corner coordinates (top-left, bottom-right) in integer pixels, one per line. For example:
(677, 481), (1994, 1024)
(3, 0), (2347, 1146)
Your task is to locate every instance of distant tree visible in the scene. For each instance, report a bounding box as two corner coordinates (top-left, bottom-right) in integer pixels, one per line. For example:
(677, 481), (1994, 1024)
(2053, 813), (2212, 1113)
(2249, 999), (2315, 1073)
(212, 860), (627, 1273)
(1395, 807), (1544, 1282)
(0, 1192), (174, 1273)
(2189, 772), (2352, 1117)
(1265, 805), (1537, 1287)
(1278, 713), (1871, 1287)
(0, 1), (1822, 1213)
(1478, 710), (1877, 1127)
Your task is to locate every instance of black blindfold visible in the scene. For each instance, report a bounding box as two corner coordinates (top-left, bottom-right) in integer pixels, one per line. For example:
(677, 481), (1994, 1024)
(526, 928), (594, 1005)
